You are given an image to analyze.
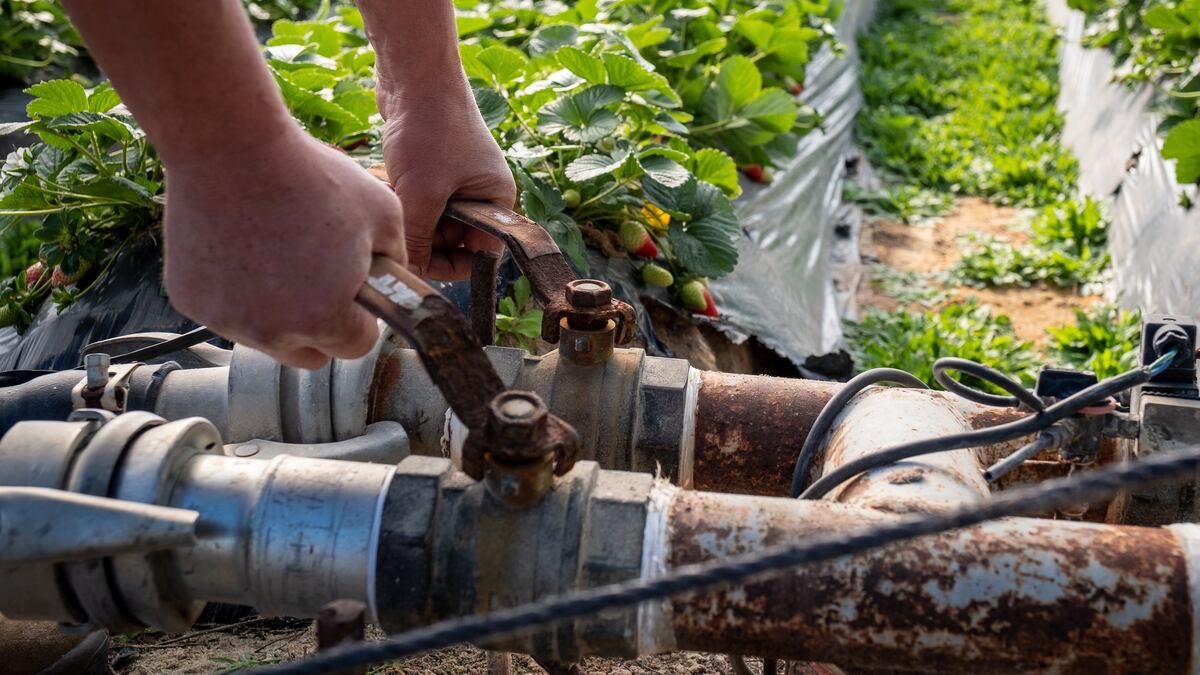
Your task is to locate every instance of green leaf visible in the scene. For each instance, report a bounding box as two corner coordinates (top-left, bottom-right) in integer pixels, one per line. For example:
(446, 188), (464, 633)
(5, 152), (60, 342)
(43, 112), (133, 143)
(1163, 119), (1200, 184)
(537, 85), (623, 143)
(513, 275), (532, 310)
(530, 25), (579, 56)
(1142, 6), (1187, 30)
(74, 176), (157, 207)
(566, 149), (633, 182)
(0, 121), (33, 136)
(734, 19), (776, 51)
(691, 148), (741, 197)
(639, 154), (690, 188)
(477, 45), (529, 86)
(456, 14), (492, 37)
(740, 88), (797, 133)
(717, 56), (762, 108)
(668, 190), (739, 278)
(87, 84), (121, 113)
(25, 80), (89, 118)
(514, 309), (543, 338)
(664, 38), (727, 69)
(557, 47), (607, 84)
(472, 87), (508, 131)
(499, 296), (518, 318)
(602, 53), (666, 93)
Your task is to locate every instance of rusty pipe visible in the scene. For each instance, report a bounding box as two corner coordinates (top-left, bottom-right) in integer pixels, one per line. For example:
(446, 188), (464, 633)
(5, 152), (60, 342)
(657, 488), (1200, 673)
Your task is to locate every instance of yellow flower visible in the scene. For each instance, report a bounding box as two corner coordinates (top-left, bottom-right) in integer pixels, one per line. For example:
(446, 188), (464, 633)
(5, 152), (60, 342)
(641, 202), (670, 230)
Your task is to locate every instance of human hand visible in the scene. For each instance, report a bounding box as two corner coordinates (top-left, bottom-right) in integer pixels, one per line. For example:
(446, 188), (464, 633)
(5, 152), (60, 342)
(162, 129), (406, 369)
(379, 87), (516, 280)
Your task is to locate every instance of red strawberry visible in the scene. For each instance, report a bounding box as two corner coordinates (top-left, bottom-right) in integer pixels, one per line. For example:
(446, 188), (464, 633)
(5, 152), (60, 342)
(620, 220), (658, 258)
(789, 82), (804, 96)
(698, 286), (719, 317)
(25, 261), (46, 288)
(681, 279), (719, 317)
(742, 164), (765, 183)
(51, 260), (90, 288)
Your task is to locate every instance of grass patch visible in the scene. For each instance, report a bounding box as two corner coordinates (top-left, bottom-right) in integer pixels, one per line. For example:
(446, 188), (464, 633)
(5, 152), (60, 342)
(857, 0), (1077, 206)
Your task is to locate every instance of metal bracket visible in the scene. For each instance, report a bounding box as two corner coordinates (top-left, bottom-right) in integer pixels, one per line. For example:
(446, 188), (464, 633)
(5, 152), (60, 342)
(71, 358), (140, 412)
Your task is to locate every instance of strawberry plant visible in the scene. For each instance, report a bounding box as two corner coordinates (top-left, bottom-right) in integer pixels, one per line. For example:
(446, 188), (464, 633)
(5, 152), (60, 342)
(262, 4), (378, 149)
(495, 275), (543, 352)
(1070, 0), (1200, 185)
(846, 299), (1042, 390)
(0, 80), (163, 330)
(0, 0), (84, 82)
(1048, 304), (1142, 379)
(953, 197), (1110, 288)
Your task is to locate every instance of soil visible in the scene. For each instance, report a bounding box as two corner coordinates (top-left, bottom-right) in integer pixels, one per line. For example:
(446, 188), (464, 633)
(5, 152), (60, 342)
(857, 196), (1100, 345)
(108, 619), (816, 674)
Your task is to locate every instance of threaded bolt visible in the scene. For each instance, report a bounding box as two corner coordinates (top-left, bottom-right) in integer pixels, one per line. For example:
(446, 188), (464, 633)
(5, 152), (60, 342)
(84, 353), (111, 389)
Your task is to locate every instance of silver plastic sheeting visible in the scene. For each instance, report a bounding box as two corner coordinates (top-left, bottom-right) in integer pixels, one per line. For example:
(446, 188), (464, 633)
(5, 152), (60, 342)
(708, 0), (877, 365)
(1050, 1), (1200, 316)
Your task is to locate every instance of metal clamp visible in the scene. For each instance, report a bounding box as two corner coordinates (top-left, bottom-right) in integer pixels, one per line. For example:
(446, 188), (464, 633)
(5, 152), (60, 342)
(357, 256), (580, 494)
(445, 199), (637, 346)
(71, 353), (140, 412)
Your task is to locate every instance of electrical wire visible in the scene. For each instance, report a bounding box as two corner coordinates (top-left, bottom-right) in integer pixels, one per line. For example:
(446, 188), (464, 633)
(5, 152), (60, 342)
(799, 351), (1177, 500)
(255, 439), (1200, 675)
(87, 326), (217, 365)
(932, 357), (1044, 411)
(981, 424), (1070, 483)
(789, 368), (928, 498)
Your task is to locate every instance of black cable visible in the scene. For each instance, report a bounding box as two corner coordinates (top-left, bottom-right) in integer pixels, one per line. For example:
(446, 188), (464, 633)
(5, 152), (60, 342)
(81, 326), (217, 365)
(789, 368), (928, 498)
(255, 442), (1200, 675)
(799, 356), (1164, 500)
(932, 357), (1043, 411)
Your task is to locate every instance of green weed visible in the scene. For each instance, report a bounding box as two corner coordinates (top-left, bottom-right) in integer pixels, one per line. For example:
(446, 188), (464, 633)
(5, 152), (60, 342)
(1048, 304), (1142, 379)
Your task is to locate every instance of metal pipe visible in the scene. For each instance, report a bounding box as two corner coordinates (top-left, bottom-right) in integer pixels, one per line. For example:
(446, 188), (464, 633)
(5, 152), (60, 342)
(658, 487), (1198, 673)
(817, 386), (990, 511)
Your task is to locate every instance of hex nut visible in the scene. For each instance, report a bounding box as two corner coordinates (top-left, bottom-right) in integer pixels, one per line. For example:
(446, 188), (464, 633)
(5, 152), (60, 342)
(579, 469), (655, 657)
(565, 279), (613, 308)
(636, 356), (693, 476)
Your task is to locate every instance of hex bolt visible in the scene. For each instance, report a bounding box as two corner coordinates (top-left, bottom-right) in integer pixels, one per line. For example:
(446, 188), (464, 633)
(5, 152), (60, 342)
(488, 391), (549, 458)
(565, 279), (613, 308)
(84, 353), (111, 390)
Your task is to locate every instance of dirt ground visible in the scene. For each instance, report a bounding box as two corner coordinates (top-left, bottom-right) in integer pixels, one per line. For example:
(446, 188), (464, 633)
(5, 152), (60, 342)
(857, 196), (1100, 345)
(108, 618), (815, 674)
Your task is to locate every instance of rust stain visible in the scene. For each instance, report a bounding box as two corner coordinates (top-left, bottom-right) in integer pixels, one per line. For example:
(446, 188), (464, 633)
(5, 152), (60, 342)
(367, 350), (403, 426)
(664, 491), (1192, 673)
(692, 372), (840, 496)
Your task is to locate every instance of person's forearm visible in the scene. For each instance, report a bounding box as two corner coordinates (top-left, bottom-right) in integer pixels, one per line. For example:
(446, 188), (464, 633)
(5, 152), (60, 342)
(356, 0), (474, 117)
(59, 0), (300, 168)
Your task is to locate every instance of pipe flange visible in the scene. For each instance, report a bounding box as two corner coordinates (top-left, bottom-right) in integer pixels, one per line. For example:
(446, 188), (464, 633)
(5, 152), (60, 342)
(226, 344), (283, 442)
(282, 361), (333, 443)
(331, 322), (389, 440)
(63, 411), (165, 634)
(0, 419), (102, 623)
(110, 417), (222, 631)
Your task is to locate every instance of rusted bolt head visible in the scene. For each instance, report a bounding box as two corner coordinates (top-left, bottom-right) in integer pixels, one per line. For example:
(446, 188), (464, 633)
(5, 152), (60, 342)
(488, 391), (549, 452)
(565, 279), (613, 308)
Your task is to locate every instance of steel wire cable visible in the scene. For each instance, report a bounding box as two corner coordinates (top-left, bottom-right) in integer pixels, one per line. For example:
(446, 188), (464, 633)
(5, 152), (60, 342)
(257, 434), (1200, 675)
(798, 351), (1175, 500)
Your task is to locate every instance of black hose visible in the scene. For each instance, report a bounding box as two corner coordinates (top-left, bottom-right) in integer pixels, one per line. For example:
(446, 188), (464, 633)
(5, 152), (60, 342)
(79, 326), (217, 366)
(799, 357), (1164, 500)
(789, 368), (928, 498)
(932, 357), (1043, 411)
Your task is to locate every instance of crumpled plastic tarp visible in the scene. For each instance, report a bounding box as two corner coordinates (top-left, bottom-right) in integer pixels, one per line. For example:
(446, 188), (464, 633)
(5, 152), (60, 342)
(707, 0), (876, 366)
(1050, 0), (1200, 317)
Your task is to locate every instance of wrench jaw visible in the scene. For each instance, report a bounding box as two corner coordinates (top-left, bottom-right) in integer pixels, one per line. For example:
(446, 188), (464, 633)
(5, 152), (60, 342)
(357, 256), (580, 506)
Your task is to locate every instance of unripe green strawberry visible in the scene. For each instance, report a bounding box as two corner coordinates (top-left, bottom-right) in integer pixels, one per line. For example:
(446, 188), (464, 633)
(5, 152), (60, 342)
(0, 306), (15, 328)
(641, 263), (674, 288)
(619, 220), (658, 258)
(680, 280), (708, 312)
(562, 189), (581, 208)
